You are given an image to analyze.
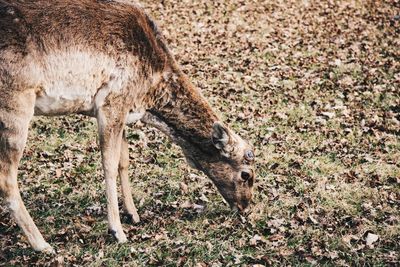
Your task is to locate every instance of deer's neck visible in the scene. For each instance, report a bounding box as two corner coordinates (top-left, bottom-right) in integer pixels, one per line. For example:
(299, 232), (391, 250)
(146, 71), (219, 152)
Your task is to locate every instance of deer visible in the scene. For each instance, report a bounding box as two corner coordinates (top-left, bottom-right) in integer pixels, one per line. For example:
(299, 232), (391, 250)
(0, 0), (256, 253)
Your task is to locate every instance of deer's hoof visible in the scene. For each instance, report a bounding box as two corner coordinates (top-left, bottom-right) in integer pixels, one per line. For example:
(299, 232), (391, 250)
(34, 242), (55, 254)
(42, 246), (56, 254)
(126, 213), (140, 224)
(108, 229), (128, 243)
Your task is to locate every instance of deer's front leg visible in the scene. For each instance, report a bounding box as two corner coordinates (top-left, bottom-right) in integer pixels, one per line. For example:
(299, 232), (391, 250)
(97, 108), (127, 243)
(119, 131), (140, 223)
(0, 90), (54, 253)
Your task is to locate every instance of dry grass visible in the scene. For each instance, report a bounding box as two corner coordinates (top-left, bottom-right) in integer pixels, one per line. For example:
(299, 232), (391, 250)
(1, 0), (399, 266)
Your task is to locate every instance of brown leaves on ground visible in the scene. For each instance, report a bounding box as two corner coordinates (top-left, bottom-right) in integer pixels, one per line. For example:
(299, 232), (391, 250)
(1, 0), (399, 266)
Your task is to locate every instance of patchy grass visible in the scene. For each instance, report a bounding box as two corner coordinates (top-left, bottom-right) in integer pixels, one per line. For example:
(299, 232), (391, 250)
(1, 0), (399, 266)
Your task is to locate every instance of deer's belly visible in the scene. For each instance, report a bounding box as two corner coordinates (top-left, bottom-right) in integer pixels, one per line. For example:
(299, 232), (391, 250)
(30, 49), (129, 116)
(34, 87), (95, 116)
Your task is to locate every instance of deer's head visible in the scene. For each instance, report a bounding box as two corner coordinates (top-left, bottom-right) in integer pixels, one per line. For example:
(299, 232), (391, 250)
(184, 122), (256, 212)
(142, 73), (256, 212)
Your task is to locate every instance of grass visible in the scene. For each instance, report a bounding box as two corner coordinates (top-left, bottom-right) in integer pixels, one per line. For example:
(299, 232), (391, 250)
(1, 0), (400, 266)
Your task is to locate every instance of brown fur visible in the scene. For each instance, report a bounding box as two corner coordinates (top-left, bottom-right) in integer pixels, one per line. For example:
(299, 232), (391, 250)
(0, 0), (255, 252)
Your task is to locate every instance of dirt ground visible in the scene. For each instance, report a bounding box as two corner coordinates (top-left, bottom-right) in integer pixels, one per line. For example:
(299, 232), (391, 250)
(0, 0), (399, 266)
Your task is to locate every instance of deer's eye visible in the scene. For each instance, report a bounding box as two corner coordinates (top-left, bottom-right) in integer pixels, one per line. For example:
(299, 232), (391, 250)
(244, 150), (254, 161)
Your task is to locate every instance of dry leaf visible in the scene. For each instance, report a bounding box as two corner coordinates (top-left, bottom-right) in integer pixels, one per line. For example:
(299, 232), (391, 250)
(365, 233), (379, 247)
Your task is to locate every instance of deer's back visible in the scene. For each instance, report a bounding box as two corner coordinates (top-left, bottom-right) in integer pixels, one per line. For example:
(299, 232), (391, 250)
(1, 0), (166, 60)
(0, 0), (169, 116)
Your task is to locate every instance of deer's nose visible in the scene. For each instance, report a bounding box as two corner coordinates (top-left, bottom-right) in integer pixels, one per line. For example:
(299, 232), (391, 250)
(237, 199), (250, 213)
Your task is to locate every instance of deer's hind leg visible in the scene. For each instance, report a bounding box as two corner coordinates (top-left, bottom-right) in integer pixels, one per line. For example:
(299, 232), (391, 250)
(119, 131), (140, 223)
(0, 89), (53, 252)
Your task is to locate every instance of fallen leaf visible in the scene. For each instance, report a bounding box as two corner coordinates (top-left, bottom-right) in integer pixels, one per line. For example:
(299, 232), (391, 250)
(365, 233), (379, 247)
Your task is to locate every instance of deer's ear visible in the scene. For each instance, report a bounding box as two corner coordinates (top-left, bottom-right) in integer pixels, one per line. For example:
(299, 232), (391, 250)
(212, 122), (230, 150)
